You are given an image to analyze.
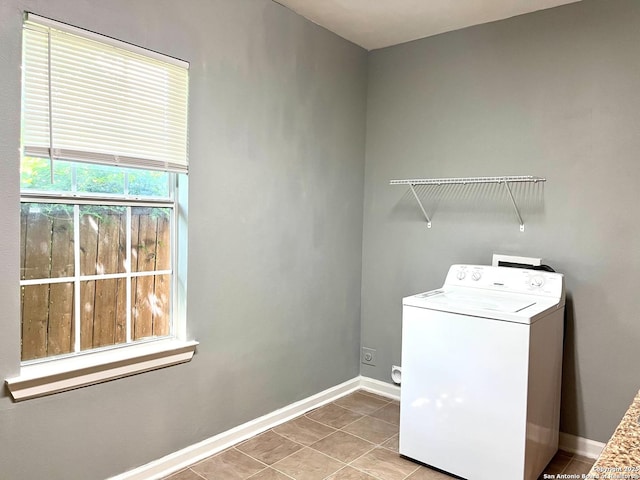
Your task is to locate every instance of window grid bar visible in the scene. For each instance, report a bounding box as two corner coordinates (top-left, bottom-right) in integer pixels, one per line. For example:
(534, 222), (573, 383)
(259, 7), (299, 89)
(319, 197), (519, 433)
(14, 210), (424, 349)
(170, 183), (177, 338)
(21, 194), (173, 208)
(126, 207), (132, 343)
(20, 269), (173, 286)
(71, 160), (77, 193)
(73, 204), (81, 353)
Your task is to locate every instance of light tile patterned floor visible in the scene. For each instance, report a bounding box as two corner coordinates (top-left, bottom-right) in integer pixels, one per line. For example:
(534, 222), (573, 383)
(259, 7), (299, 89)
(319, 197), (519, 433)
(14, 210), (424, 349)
(164, 390), (594, 480)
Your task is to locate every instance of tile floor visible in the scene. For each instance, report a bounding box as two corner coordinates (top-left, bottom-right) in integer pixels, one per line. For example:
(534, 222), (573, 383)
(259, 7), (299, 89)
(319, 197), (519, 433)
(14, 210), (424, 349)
(165, 390), (594, 480)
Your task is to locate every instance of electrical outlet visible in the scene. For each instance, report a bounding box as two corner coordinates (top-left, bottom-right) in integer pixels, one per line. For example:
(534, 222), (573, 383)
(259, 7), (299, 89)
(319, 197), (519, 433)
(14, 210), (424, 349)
(361, 347), (376, 366)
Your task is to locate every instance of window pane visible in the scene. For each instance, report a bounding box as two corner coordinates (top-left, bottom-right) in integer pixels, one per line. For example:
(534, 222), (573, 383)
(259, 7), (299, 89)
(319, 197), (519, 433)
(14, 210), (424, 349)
(131, 207), (171, 272)
(21, 282), (74, 361)
(127, 169), (170, 198)
(21, 157), (172, 199)
(76, 163), (125, 195)
(21, 203), (74, 280)
(20, 157), (73, 193)
(80, 279), (127, 350)
(132, 274), (171, 340)
(80, 206), (127, 276)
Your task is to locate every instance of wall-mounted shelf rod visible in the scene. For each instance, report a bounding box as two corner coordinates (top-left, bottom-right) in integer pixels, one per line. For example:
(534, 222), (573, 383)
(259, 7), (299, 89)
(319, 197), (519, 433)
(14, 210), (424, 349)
(390, 175), (545, 186)
(389, 175), (546, 232)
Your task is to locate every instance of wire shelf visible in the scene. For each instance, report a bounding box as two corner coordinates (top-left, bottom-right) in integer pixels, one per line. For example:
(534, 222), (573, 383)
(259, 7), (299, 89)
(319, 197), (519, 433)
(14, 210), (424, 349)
(389, 175), (545, 186)
(390, 175), (546, 231)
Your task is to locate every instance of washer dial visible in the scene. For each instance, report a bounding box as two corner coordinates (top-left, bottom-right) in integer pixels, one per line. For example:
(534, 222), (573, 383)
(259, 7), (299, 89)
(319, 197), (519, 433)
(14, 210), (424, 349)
(530, 275), (545, 287)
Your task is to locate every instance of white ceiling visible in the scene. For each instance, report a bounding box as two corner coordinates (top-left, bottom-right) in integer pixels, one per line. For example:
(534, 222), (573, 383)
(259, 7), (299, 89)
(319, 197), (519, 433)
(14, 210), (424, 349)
(274, 0), (583, 50)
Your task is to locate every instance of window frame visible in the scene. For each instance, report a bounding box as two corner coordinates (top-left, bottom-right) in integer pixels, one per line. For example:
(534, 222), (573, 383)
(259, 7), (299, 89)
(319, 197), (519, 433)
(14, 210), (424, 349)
(7, 169), (195, 401)
(5, 13), (195, 401)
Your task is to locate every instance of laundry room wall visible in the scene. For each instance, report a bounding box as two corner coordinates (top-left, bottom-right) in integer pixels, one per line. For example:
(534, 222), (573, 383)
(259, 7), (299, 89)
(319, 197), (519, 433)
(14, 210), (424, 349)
(361, 0), (640, 443)
(0, 1), (367, 478)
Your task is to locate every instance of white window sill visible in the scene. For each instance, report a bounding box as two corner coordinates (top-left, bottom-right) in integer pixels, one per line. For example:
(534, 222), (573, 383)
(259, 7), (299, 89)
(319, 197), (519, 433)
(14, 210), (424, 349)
(5, 339), (198, 402)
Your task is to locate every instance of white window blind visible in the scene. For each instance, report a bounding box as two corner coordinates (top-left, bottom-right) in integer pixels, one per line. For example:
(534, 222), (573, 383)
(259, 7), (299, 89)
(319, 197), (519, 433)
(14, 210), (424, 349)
(22, 13), (189, 173)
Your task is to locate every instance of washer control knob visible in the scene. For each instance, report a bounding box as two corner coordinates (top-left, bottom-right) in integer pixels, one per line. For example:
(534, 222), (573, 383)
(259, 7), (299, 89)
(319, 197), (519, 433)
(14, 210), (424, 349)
(530, 275), (544, 287)
(456, 270), (466, 280)
(471, 272), (481, 281)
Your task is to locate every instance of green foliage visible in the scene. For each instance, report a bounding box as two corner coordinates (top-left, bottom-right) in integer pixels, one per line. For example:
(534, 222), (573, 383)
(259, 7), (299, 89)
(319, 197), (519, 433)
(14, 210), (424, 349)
(21, 157), (171, 220)
(128, 170), (170, 197)
(76, 164), (125, 194)
(21, 157), (72, 192)
(20, 157), (170, 198)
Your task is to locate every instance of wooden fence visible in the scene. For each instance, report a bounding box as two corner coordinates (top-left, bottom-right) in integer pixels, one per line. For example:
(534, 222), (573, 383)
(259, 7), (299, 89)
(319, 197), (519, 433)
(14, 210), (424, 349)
(20, 206), (171, 361)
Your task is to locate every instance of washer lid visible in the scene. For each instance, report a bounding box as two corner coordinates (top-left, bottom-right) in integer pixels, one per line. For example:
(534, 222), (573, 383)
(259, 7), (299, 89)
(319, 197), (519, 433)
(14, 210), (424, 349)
(403, 287), (561, 324)
(416, 290), (536, 313)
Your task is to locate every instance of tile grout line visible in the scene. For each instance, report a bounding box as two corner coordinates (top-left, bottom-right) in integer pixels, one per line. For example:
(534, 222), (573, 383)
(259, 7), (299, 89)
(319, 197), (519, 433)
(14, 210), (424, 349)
(270, 416), (339, 453)
(270, 446), (348, 479)
(367, 414), (401, 428)
(334, 392), (392, 415)
(336, 413), (399, 445)
(324, 463), (388, 480)
(260, 464), (297, 480)
(345, 447), (420, 480)
(399, 467), (420, 480)
(335, 403), (392, 417)
(340, 458), (401, 480)
(558, 453), (575, 475)
(229, 447), (273, 478)
(334, 428), (395, 449)
(245, 465), (270, 480)
(276, 404), (399, 447)
(186, 468), (207, 480)
(358, 390), (395, 404)
(558, 456), (595, 476)
(344, 444), (380, 466)
(304, 402), (365, 429)
(239, 433), (307, 473)
(328, 441), (378, 465)
(400, 464), (422, 480)
(320, 465), (351, 480)
(187, 447), (271, 480)
(309, 428), (376, 454)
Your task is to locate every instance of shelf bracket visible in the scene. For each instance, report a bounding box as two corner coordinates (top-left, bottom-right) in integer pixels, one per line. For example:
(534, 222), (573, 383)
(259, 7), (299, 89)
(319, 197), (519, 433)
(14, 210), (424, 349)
(408, 184), (431, 228)
(503, 179), (525, 232)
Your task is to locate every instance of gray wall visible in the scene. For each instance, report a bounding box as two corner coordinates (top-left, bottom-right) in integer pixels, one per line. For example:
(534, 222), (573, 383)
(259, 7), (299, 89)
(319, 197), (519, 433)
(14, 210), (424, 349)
(361, 0), (640, 443)
(0, 1), (367, 478)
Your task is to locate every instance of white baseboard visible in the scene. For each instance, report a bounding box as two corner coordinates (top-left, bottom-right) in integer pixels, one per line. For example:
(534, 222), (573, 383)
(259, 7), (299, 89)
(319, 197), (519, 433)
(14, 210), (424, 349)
(558, 432), (605, 460)
(110, 375), (604, 479)
(109, 376), (360, 480)
(359, 376), (400, 401)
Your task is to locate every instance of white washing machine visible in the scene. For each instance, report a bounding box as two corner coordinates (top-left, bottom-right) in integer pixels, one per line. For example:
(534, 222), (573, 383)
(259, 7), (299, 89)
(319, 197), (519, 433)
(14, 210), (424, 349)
(399, 264), (565, 480)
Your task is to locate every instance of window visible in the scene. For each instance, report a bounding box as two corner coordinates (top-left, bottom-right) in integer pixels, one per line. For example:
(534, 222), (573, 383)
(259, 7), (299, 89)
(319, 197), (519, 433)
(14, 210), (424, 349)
(7, 13), (194, 400)
(20, 160), (175, 361)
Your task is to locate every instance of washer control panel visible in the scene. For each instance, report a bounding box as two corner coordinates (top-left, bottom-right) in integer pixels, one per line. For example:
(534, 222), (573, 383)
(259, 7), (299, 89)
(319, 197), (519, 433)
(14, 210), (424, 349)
(445, 264), (563, 298)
